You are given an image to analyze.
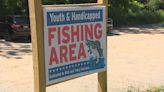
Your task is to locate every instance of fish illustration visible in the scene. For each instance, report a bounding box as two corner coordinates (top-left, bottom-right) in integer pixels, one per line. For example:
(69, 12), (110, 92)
(85, 40), (103, 65)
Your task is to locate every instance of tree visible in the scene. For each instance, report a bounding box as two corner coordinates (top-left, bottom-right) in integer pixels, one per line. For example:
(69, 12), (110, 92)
(108, 0), (134, 25)
(145, 0), (164, 10)
(0, 0), (29, 16)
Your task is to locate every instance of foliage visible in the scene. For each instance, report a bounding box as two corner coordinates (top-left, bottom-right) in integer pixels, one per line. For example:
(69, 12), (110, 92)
(145, 0), (164, 11)
(0, 0), (163, 26)
(109, 0), (164, 26)
(0, 0), (96, 17)
(0, 0), (28, 17)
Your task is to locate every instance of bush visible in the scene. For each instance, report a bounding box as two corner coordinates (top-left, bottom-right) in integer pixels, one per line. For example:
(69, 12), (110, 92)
(109, 9), (164, 27)
(128, 10), (164, 25)
(109, 0), (164, 27)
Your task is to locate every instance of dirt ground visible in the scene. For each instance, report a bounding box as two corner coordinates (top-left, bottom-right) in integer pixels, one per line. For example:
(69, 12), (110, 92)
(0, 24), (164, 92)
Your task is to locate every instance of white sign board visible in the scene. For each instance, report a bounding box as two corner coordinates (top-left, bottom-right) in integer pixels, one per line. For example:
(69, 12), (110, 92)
(44, 6), (107, 85)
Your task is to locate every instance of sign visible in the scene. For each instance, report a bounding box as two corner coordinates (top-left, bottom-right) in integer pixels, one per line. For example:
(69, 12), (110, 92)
(43, 6), (107, 85)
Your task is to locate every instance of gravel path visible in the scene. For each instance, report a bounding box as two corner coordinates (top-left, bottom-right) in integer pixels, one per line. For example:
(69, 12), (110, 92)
(0, 25), (164, 92)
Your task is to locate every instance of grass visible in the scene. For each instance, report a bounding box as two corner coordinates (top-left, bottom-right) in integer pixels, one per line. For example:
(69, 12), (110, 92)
(127, 86), (164, 92)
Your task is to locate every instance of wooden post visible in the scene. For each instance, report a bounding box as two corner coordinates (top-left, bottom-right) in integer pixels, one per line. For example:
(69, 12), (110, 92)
(28, 0), (46, 92)
(98, 0), (107, 5)
(97, 0), (108, 92)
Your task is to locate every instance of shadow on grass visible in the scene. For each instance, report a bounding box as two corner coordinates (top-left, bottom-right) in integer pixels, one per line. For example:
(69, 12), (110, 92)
(0, 37), (32, 59)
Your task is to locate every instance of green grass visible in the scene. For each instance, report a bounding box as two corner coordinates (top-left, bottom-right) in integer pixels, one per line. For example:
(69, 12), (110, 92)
(127, 86), (164, 92)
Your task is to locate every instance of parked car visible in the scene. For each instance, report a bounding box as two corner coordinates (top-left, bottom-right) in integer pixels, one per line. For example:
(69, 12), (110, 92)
(0, 15), (30, 41)
(107, 18), (113, 30)
(107, 18), (119, 35)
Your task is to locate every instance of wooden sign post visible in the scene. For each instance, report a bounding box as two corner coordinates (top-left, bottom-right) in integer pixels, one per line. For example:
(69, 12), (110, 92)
(97, 0), (108, 92)
(28, 0), (108, 92)
(28, 0), (46, 92)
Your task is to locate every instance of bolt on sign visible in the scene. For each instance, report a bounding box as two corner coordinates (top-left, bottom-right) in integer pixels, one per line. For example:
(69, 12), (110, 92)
(43, 6), (107, 85)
